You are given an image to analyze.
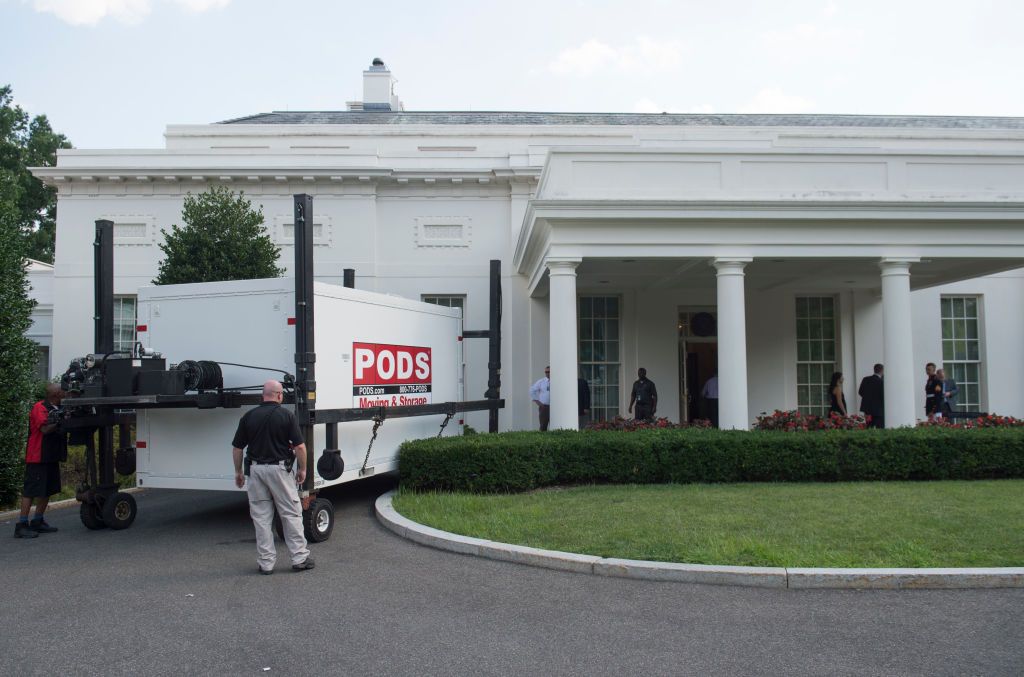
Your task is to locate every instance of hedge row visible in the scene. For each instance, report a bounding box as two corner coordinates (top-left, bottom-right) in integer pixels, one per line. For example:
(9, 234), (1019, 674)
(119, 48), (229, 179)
(398, 428), (1024, 493)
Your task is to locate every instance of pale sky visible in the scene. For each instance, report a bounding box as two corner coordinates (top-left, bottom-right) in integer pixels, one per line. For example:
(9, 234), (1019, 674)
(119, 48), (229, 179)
(2, 0), (1023, 149)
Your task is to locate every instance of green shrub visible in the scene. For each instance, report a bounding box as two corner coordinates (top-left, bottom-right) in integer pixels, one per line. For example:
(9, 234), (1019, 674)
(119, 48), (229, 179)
(0, 193), (39, 507)
(399, 428), (1024, 493)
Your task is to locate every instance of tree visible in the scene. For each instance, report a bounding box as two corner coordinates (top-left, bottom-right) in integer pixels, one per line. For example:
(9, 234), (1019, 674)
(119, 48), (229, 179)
(153, 186), (284, 285)
(0, 171), (40, 506)
(0, 85), (71, 263)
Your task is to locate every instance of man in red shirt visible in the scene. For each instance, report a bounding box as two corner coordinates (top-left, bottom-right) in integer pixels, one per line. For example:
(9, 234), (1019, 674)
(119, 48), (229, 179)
(15, 384), (68, 539)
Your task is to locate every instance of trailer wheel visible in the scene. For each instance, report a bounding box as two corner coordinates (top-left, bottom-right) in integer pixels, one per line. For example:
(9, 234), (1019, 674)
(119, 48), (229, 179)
(101, 492), (137, 530)
(80, 502), (106, 530)
(303, 498), (334, 543)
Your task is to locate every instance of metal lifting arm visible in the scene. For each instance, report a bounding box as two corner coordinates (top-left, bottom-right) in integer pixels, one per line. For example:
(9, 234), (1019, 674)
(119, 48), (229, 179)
(293, 194), (317, 494)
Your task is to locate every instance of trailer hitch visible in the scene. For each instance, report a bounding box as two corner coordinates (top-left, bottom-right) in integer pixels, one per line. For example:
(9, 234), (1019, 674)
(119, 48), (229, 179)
(436, 405), (458, 438)
(359, 408), (387, 476)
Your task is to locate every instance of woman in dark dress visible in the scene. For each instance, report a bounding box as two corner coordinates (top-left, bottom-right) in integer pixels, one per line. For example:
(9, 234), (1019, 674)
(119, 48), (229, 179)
(925, 367), (944, 421)
(829, 371), (847, 416)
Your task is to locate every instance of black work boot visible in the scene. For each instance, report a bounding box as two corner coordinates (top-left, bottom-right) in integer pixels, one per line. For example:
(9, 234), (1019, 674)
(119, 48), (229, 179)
(30, 518), (58, 534)
(292, 557), (315, 571)
(14, 522), (39, 539)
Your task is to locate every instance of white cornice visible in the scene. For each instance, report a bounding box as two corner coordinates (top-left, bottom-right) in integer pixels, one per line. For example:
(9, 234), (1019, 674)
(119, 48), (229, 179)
(29, 166), (541, 188)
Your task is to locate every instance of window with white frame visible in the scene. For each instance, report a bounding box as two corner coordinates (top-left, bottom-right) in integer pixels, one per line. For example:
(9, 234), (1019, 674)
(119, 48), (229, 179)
(421, 294), (465, 313)
(795, 296), (837, 416)
(579, 296), (621, 422)
(113, 296), (137, 353)
(34, 346), (49, 381)
(422, 295), (467, 412)
(941, 296), (982, 412)
(421, 294), (465, 330)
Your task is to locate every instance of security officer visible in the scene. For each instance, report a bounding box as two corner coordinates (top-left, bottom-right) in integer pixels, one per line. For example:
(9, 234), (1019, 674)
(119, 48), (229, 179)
(15, 383), (68, 539)
(628, 368), (658, 422)
(231, 380), (314, 574)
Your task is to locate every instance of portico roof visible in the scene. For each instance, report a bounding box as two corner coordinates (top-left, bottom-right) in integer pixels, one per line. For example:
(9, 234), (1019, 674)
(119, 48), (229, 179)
(515, 146), (1024, 296)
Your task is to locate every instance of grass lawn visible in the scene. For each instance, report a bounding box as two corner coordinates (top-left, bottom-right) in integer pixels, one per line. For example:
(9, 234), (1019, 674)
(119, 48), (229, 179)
(393, 480), (1024, 568)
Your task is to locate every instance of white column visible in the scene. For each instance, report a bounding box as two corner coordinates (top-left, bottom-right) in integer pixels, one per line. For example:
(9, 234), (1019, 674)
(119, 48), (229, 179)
(547, 259), (580, 430)
(713, 258), (752, 430)
(879, 258), (918, 428)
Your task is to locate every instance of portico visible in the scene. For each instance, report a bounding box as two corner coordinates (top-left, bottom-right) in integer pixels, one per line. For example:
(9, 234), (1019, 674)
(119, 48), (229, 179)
(514, 148), (1024, 429)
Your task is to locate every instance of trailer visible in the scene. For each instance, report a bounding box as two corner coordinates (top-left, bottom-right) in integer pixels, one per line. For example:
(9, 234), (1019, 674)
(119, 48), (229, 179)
(62, 194), (503, 540)
(136, 277), (464, 490)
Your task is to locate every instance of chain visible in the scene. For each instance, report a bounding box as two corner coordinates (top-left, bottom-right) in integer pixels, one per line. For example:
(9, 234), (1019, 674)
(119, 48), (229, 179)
(436, 409), (456, 438)
(359, 410), (386, 476)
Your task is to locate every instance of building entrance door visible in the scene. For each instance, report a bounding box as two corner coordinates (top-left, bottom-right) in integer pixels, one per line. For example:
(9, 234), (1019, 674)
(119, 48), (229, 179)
(681, 341), (717, 422)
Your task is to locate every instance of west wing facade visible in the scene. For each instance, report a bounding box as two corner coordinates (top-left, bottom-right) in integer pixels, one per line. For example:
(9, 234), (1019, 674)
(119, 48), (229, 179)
(33, 111), (1024, 429)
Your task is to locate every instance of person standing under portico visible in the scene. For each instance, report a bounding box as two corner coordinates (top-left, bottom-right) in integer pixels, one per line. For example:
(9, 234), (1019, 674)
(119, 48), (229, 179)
(858, 363), (884, 428)
(937, 368), (959, 416)
(530, 366), (551, 431)
(577, 375), (591, 429)
(925, 362), (942, 421)
(628, 368), (658, 422)
(701, 370), (719, 428)
(232, 380), (314, 574)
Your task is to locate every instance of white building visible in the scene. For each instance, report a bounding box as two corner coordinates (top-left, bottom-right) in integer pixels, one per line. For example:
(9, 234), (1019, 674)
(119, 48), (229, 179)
(26, 258), (54, 379)
(32, 61), (1024, 430)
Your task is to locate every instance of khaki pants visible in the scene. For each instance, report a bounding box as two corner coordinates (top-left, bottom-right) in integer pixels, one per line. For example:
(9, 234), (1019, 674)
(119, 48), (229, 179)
(247, 463), (309, 569)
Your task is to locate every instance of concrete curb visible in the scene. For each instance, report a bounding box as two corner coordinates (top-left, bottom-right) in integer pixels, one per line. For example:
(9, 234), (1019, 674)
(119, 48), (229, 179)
(375, 490), (1024, 590)
(0, 487), (144, 522)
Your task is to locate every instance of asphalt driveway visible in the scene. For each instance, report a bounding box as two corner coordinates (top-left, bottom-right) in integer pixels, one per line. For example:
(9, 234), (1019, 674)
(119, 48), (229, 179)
(1, 478), (1022, 676)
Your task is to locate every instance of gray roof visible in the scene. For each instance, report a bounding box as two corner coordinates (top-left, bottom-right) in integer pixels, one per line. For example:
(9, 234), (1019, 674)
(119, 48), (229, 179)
(219, 111), (1024, 129)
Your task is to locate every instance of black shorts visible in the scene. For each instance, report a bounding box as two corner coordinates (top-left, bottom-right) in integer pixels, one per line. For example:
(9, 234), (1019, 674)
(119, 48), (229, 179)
(23, 463), (61, 498)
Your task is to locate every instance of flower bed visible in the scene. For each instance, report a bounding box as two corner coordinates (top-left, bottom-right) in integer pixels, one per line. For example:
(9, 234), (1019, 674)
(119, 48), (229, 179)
(585, 416), (710, 431)
(918, 414), (1024, 429)
(753, 410), (866, 431)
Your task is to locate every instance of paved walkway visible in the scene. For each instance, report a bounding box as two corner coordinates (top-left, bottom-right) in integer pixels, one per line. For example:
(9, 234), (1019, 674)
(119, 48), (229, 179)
(2, 478), (1022, 676)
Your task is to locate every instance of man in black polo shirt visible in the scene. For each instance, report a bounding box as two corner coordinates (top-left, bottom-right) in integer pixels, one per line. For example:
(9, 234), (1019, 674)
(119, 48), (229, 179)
(231, 380), (314, 574)
(628, 368), (658, 422)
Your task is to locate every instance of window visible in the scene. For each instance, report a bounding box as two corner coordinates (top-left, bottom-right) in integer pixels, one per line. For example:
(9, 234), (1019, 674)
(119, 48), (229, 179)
(795, 296), (837, 416)
(113, 296), (137, 353)
(941, 296), (982, 412)
(34, 346), (49, 381)
(421, 295), (465, 313)
(422, 295), (466, 328)
(423, 295), (467, 410)
(579, 296), (621, 422)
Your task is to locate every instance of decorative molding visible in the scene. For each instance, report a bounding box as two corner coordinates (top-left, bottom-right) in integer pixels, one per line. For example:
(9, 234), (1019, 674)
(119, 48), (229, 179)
(711, 257), (753, 274)
(30, 168), (531, 191)
(546, 258), (582, 275)
(273, 214), (333, 247)
(413, 217), (472, 249)
(99, 214), (159, 246)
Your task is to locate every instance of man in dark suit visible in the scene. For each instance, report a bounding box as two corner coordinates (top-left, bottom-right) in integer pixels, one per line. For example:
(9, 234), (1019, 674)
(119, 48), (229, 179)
(577, 377), (591, 429)
(858, 363), (885, 428)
